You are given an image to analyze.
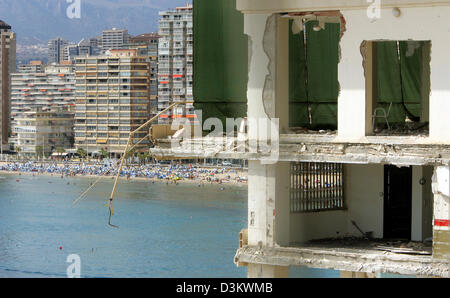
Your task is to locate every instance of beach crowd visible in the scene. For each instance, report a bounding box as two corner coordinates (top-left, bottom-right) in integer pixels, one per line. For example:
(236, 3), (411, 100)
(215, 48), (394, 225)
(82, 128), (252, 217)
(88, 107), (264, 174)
(0, 161), (248, 184)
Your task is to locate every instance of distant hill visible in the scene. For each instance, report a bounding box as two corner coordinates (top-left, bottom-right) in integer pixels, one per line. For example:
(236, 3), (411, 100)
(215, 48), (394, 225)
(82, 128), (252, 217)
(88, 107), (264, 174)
(0, 0), (190, 44)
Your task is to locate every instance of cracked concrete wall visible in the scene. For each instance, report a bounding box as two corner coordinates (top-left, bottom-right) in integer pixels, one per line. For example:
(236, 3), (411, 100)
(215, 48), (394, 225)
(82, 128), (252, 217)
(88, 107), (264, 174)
(262, 14), (276, 119)
(247, 161), (290, 247)
(245, 13), (273, 141)
(245, 13), (289, 139)
(245, 14), (291, 249)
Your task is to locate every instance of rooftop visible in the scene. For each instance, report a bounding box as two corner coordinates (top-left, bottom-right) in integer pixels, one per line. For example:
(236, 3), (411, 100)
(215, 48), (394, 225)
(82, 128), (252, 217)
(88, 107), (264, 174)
(0, 20), (11, 30)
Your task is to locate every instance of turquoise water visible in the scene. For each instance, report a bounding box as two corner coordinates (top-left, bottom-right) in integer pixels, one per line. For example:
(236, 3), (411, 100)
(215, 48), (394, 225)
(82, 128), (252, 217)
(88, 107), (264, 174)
(0, 173), (387, 278)
(0, 174), (248, 278)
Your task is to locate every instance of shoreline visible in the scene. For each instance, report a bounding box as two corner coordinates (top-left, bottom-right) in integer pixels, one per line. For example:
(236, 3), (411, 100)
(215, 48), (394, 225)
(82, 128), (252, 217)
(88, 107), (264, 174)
(0, 166), (248, 186)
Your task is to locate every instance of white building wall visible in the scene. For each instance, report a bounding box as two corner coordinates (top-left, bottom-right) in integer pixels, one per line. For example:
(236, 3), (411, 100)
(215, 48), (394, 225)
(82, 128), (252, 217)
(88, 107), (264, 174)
(344, 164), (384, 238)
(337, 6), (450, 141)
(290, 164), (383, 243)
(290, 164), (433, 243)
(412, 166), (434, 241)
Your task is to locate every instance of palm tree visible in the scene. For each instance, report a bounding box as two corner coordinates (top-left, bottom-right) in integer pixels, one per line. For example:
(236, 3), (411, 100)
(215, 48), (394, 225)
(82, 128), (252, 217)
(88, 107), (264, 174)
(15, 146), (22, 161)
(125, 147), (136, 166)
(77, 148), (87, 160)
(56, 147), (66, 154)
(138, 152), (146, 165)
(99, 148), (109, 159)
(143, 151), (152, 165)
(35, 146), (43, 159)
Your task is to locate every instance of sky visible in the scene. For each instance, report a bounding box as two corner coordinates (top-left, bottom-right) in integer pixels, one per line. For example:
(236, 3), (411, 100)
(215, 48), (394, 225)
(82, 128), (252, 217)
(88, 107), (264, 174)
(0, 0), (192, 44)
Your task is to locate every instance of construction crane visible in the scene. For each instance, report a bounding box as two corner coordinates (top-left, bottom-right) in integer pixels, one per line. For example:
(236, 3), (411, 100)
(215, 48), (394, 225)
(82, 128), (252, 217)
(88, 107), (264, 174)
(73, 101), (188, 228)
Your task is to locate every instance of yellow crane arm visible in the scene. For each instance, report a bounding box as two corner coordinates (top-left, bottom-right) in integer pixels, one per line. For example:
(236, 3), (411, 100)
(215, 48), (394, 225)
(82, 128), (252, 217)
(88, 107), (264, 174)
(107, 101), (187, 228)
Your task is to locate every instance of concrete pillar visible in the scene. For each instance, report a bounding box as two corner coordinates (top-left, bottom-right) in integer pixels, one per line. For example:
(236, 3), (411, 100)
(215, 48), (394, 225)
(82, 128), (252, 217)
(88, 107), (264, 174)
(245, 13), (289, 138)
(244, 13), (290, 277)
(420, 42), (431, 123)
(340, 271), (377, 278)
(431, 166), (450, 260)
(248, 161), (290, 247)
(248, 264), (289, 278)
(363, 41), (377, 136)
(337, 18), (367, 140)
(412, 166), (433, 241)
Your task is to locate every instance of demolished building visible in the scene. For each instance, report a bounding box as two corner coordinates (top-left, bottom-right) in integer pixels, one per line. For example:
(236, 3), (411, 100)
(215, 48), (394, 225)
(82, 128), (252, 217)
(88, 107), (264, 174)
(149, 0), (450, 278)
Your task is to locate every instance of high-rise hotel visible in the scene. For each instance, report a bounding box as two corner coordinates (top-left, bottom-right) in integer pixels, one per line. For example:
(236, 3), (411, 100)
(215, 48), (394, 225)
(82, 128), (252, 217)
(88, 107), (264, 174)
(48, 37), (69, 64)
(73, 49), (150, 155)
(10, 62), (75, 149)
(157, 4), (194, 124)
(0, 20), (16, 152)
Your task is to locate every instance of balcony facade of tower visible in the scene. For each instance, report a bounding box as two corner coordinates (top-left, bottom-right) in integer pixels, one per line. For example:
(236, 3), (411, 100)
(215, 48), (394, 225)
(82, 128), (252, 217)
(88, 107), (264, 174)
(73, 49), (150, 155)
(157, 4), (194, 125)
(10, 63), (75, 147)
(0, 20), (16, 152)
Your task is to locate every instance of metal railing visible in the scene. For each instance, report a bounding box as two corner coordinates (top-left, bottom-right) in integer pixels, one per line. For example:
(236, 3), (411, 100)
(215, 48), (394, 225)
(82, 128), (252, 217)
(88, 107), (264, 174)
(290, 162), (345, 213)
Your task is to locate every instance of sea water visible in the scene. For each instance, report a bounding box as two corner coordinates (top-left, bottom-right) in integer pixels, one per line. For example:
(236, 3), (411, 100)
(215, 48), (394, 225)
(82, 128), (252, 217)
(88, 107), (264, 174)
(0, 174), (342, 278)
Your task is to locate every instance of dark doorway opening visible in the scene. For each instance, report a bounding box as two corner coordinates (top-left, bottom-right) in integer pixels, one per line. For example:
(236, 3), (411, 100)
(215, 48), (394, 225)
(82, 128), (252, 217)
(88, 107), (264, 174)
(383, 165), (412, 240)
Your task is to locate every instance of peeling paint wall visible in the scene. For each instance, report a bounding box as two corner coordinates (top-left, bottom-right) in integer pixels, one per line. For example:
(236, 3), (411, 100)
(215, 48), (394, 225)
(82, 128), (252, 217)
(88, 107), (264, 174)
(245, 13), (273, 134)
(262, 14), (277, 119)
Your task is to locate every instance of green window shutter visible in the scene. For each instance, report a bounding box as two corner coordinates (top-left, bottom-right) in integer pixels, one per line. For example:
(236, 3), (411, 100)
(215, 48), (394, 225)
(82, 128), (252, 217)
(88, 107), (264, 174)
(289, 20), (340, 130)
(193, 0), (248, 125)
(376, 41), (426, 124)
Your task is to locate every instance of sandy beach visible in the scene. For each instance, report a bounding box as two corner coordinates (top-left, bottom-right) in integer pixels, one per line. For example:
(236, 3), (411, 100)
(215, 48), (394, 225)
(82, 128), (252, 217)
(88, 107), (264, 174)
(0, 161), (248, 186)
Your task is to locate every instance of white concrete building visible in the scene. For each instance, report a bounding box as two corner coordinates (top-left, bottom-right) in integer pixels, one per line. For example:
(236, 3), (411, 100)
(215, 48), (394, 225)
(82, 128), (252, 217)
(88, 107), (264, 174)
(18, 60), (44, 74)
(101, 28), (130, 53)
(149, 0), (450, 278)
(48, 37), (69, 64)
(14, 107), (74, 157)
(157, 4), (195, 124)
(10, 62), (75, 147)
(73, 49), (150, 155)
(0, 20), (15, 153)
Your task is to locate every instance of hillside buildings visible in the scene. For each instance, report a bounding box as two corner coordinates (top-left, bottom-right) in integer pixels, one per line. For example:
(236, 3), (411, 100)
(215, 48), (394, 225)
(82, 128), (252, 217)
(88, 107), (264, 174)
(73, 49), (151, 155)
(157, 4), (195, 124)
(0, 20), (16, 153)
